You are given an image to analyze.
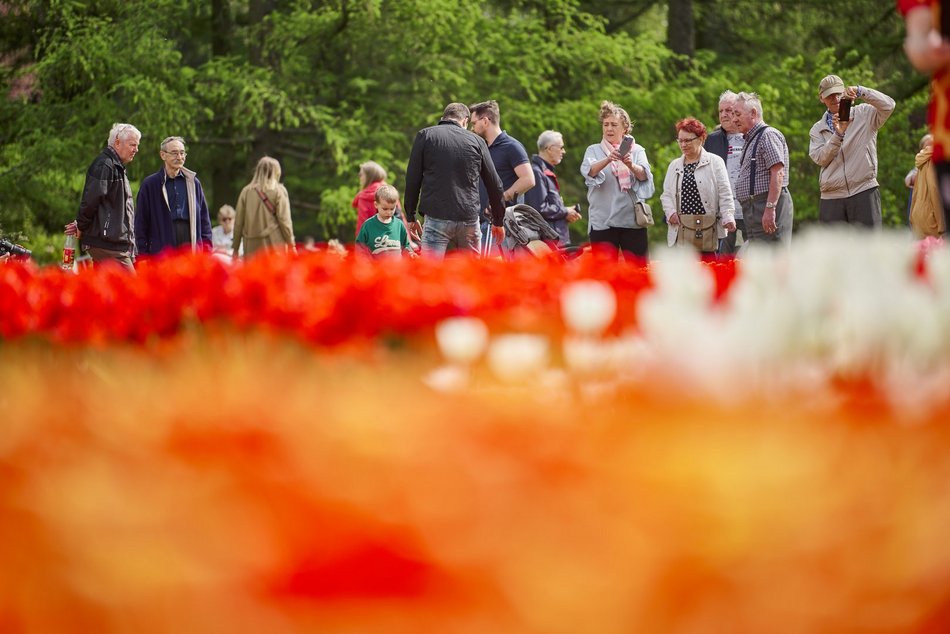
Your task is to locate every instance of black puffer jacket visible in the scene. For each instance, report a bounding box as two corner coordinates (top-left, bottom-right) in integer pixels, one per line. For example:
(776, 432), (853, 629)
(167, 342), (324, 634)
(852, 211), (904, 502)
(76, 146), (135, 252)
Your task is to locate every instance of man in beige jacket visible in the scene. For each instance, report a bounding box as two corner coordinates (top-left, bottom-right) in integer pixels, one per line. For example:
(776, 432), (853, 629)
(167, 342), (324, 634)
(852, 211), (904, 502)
(808, 74), (896, 228)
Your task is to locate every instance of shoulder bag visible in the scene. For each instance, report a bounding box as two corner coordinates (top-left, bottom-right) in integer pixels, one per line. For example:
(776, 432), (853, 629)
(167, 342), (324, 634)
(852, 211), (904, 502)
(674, 167), (718, 252)
(256, 189), (278, 215)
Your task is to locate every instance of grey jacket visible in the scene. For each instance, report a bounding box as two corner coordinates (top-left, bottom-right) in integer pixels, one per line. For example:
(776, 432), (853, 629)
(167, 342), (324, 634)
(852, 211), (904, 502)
(808, 87), (896, 200)
(581, 143), (655, 231)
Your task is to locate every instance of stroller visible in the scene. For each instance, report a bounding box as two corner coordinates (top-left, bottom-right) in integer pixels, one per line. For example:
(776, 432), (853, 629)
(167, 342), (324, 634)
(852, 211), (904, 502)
(482, 204), (562, 259)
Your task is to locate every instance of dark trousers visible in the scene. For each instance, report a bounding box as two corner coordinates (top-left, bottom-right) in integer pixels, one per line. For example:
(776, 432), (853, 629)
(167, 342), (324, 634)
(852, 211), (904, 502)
(173, 219), (191, 248)
(85, 246), (135, 272)
(718, 218), (746, 255)
(818, 187), (882, 228)
(935, 161), (950, 233)
(589, 227), (648, 259)
(741, 189), (793, 247)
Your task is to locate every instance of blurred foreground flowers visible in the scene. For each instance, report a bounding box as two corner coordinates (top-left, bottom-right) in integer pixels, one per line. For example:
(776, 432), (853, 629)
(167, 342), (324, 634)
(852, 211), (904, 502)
(3, 229), (950, 632)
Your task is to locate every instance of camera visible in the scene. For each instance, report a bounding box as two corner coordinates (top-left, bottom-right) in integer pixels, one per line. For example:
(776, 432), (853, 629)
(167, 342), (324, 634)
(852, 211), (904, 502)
(0, 238), (32, 259)
(838, 98), (852, 122)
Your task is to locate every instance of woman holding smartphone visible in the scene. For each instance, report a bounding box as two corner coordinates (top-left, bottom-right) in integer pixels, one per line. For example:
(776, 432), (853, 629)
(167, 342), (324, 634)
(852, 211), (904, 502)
(580, 100), (655, 258)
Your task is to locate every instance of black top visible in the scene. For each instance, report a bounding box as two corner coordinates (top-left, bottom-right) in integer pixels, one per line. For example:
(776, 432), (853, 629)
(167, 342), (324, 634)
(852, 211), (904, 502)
(404, 120), (506, 226)
(76, 146), (135, 252)
(704, 127), (728, 163)
(680, 163), (706, 215)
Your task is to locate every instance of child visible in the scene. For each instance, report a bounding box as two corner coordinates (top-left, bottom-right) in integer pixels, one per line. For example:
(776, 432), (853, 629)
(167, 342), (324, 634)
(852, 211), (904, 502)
(355, 184), (415, 258)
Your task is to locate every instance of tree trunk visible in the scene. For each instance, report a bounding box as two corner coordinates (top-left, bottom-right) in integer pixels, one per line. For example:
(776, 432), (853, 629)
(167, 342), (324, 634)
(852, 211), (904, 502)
(210, 0), (239, 213)
(667, 0), (695, 60)
(211, 0), (234, 58)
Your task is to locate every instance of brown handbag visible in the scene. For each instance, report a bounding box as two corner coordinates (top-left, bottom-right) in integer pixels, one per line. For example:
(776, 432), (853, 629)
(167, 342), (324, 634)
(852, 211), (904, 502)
(676, 213), (719, 252)
(674, 169), (719, 252)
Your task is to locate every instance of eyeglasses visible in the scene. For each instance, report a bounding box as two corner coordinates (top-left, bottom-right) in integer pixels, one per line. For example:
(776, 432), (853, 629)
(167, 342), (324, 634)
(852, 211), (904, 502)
(163, 150), (187, 157)
(676, 136), (699, 144)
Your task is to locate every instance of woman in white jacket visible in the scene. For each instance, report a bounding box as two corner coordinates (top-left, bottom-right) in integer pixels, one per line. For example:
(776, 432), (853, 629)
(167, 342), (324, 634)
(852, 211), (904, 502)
(661, 118), (736, 255)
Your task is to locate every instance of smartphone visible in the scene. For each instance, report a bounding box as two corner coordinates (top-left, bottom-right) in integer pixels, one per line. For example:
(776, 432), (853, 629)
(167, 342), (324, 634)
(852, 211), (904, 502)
(617, 134), (634, 157)
(838, 98), (852, 122)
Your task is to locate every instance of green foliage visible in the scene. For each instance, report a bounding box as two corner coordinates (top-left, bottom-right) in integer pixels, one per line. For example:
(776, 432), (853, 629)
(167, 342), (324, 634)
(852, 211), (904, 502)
(20, 224), (63, 267)
(0, 0), (931, 254)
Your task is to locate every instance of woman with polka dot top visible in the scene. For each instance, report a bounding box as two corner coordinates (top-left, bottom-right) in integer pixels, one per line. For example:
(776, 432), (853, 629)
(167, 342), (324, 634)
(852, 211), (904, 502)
(660, 117), (736, 254)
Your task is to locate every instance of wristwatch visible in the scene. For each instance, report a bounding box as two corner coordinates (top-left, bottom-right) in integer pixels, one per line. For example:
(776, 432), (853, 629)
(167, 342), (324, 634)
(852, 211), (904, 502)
(765, 201), (777, 208)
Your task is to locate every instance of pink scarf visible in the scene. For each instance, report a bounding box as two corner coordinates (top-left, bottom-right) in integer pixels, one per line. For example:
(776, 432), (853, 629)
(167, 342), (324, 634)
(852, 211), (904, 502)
(601, 138), (633, 192)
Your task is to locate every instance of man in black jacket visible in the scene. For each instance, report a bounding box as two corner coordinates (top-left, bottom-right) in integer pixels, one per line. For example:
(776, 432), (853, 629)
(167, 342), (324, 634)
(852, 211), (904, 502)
(403, 103), (506, 259)
(67, 123), (141, 271)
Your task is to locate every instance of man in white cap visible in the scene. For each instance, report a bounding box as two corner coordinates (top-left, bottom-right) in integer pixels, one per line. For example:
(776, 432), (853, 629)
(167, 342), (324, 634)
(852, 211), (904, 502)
(808, 74), (895, 228)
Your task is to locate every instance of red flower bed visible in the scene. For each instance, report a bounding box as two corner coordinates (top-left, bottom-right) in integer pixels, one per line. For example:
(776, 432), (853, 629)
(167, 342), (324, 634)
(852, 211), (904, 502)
(0, 251), (739, 346)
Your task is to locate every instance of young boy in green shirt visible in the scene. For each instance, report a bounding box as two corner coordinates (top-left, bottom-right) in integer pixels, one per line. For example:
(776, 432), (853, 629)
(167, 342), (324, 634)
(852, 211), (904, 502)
(355, 184), (415, 258)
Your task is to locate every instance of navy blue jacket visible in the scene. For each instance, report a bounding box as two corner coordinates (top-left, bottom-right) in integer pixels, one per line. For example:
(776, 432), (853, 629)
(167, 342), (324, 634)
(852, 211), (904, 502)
(134, 166), (212, 255)
(523, 155), (570, 245)
(704, 127), (729, 163)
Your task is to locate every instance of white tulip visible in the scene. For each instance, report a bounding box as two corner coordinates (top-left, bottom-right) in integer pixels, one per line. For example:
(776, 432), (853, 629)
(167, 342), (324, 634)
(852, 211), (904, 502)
(435, 317), (489, 365)
(487, 334), (550, 383)
(561, 280), (617, 336)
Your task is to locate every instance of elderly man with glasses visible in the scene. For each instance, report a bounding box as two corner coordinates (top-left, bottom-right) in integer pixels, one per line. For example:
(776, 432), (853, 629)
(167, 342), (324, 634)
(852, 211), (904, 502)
(67, 122), (141, 271)
(134, 136), (213, 257)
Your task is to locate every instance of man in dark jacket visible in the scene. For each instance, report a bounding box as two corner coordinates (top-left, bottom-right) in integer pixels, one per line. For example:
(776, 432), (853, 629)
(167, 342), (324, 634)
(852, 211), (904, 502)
(134, 136), (213, 256)
(70, 123), (141, 271)
(403, 103), (506, 259)
(523, 130), (581, 246)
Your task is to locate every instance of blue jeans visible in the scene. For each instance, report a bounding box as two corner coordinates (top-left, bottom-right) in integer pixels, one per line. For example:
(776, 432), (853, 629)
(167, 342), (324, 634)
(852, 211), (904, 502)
(421, 217), (481, 259)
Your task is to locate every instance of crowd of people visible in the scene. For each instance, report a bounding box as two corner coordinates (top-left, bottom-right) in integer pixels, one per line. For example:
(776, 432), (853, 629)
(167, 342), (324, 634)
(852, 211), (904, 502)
(51, 72), (914, 270)
(396, 83), (894, 261)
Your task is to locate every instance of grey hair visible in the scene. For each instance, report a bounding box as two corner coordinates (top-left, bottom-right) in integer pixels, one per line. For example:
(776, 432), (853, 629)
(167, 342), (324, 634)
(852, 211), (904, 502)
(735, 92), (763, 121)
(718, 90), (739, 105)
(108, 123), (142, 146)
(160, 136), (186, 152)
(537, 130), (563, 151)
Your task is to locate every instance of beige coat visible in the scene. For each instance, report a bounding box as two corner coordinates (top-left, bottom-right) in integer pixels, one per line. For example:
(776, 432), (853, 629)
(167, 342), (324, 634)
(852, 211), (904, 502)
(233, 184), (295, 258)
(808, 87), (895, 200)
(909, 147), (945, 238)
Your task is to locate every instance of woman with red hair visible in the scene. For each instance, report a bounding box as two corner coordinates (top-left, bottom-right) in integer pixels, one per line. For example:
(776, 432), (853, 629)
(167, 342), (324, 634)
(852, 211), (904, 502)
(660, 117), (736, 255)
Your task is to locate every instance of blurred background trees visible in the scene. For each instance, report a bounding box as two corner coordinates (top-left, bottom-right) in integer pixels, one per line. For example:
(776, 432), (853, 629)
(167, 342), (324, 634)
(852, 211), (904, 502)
(0, 0), (928, 260)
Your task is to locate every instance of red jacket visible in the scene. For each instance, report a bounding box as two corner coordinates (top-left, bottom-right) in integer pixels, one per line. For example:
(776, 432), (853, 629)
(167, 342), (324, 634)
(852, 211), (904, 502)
(353, 181), (384, 237)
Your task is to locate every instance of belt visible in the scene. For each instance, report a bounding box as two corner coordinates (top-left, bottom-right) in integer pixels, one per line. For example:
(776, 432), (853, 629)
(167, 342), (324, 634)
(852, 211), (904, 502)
(740, 187), (789, 205)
